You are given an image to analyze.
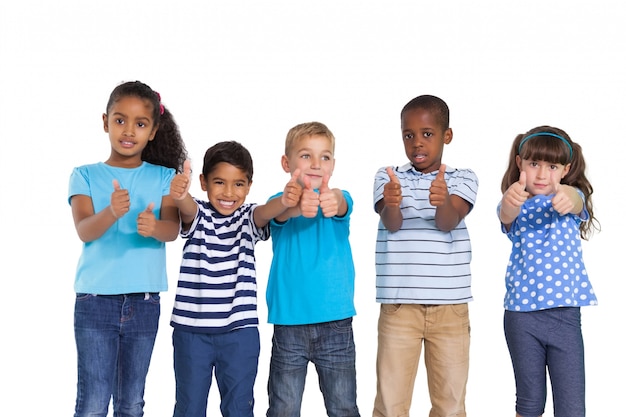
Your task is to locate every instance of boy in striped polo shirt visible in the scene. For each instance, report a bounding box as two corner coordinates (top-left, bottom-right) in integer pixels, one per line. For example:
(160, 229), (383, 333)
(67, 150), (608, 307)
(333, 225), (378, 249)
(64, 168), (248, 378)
(372, 95), (479, 417)
(168, 141), (301, 417)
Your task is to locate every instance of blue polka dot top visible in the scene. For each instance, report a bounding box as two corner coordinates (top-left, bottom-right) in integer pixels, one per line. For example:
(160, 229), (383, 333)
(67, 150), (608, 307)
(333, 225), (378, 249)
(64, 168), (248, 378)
(501, 194), (598, 312)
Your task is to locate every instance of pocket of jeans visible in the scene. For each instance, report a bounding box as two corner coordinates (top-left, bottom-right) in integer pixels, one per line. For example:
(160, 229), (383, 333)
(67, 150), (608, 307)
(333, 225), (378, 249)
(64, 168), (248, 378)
(450, 303), (469, 318)
(380, 303), (402, 315)
(75, 293), (94, 301)
(146, 293), (160, 305)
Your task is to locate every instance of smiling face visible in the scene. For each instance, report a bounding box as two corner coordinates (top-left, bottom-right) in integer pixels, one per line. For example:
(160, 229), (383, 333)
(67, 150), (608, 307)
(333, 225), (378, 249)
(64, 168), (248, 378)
(103, 96), (158, 167)
(281, 134), (335, 189)
(401, 107), (452, 173)
(516, 156), (571, 196)
(200, 162), (251, 216)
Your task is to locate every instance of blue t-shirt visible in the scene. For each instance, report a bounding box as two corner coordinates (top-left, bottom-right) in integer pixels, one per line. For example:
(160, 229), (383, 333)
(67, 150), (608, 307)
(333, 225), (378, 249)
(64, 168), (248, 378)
(500, 194), (598, 311)
(68, 162), (175, 294)
(266, 190), (356, 325)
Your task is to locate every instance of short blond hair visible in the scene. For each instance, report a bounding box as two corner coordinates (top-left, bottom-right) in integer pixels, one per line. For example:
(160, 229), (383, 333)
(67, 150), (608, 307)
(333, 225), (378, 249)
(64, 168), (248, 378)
(285, 121), (335, 156)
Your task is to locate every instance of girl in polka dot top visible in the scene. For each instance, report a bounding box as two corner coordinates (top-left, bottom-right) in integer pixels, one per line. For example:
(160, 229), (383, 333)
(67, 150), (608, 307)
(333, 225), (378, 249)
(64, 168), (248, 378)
(497, 125), (599, 417)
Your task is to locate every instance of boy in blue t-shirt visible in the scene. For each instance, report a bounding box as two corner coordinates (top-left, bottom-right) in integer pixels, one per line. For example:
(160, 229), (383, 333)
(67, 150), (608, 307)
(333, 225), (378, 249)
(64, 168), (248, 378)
(265, 122), (360, 417)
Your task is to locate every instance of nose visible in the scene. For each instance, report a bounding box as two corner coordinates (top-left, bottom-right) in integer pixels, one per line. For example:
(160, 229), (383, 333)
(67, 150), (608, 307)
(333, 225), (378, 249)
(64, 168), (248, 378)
(123, 124), (135, 136)
(310, 156), (321, 169)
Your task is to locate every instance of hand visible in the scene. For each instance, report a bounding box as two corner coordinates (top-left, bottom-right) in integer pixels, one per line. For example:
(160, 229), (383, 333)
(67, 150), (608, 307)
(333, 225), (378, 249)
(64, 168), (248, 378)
(281, 169), (303, 208)
(502, 171), (529, 210)
(170, 160), (192, 201)
(110, 179), (130, 219)
(137, 203), (157, 237)
(299, 176), (320, 218)
(319, 175), (339, 217)
(383, 167), (402, 208)
(429, 165), (449, 207)
(551, 177), (575, 215)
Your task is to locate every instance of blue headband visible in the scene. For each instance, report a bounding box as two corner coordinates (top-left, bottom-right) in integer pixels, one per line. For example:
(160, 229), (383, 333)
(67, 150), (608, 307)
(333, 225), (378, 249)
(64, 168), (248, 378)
(518, 132), (573, 161)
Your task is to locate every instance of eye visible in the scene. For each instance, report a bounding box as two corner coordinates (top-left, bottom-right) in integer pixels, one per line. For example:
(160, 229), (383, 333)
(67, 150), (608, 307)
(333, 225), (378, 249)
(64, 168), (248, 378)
(137, 122), (146, 128)
(300, 154), (310, 159)
(529, 161), (538, 167)
(321, 155), (331, 161)
(213, 180), (224, 185)
(550, 164), (559, 170)
(403, 133), (414, 141)
(115, 118), (125, 125)
(422, 132), (433, 138)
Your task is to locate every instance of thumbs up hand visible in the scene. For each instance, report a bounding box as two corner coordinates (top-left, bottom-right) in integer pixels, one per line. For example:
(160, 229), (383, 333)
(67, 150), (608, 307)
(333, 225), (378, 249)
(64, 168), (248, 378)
(110, 179), (130, 219)
(299, 176), (320, 218)
(429, 165), (449, 207)
(319, 175), (339, 217)
(137, 202), (157, 237)
(503, 171), (529, 210)
(383, 167), (402, 208)
(551, 176), (576, 215)
(170, 160), (192, 201)
(281, 169), (303, 208)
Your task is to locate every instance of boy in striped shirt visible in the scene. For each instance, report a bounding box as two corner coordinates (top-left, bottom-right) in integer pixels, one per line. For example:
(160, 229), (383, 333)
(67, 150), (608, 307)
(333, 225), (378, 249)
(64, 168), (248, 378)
(168, 141), (301, 417)
(372, 95), (478, 417)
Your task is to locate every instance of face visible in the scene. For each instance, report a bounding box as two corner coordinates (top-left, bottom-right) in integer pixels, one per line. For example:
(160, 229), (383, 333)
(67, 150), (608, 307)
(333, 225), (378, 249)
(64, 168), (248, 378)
(200, 162), (251, 216)
(103, 96), (158, 167)
(516, 156), (571, 196)
(281, 134), (335, 189)
(401, 108), (452, 173)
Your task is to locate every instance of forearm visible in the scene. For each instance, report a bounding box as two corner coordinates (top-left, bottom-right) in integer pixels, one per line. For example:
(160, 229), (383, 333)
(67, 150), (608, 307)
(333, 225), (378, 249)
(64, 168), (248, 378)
(333, 189), (348, 217)
(174, 195), (198, 226)
(434, 195), (469, 232)
(149, 219), (180, 242)
(254, 197), (288, 227)
(75, 208), (118, 242)
(498, 202), (519, 226)
(379, 205), (403, 232)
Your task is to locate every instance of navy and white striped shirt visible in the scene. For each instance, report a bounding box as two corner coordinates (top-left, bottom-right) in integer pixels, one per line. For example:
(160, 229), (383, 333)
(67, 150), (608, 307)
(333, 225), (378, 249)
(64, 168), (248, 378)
(373, 163), (478, 304)
(170, 199), (269, 333)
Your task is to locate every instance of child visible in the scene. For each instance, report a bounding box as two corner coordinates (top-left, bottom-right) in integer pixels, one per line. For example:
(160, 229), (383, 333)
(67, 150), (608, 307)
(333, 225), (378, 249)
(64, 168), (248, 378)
(498, 126), (599, 417)
(265, 122), (360, 417)
(168, 141), (300, 417)
(372, 95), (478, 417)
(68, 80), (187, 417)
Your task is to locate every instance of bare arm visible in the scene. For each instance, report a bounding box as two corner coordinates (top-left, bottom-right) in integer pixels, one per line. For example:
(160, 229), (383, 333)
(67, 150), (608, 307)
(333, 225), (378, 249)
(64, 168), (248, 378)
(71, 194), (118, 242)
(377, 167), (403, 232)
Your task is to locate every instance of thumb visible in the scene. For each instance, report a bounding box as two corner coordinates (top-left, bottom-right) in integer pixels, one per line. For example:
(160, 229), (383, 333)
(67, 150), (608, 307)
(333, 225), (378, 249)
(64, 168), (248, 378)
(386, 166), (399, 183)
(290, 168), (301, 183)
(112, 179), (121, 191)
(437, 164), (446, 180)
(145, 202), (155, 213)
(552, 175), (561, 194)
(320, 175), (330, 192)
(183, 159), (192, 177)
(303, 175), (313, 190)
(518, 171), (527, 190)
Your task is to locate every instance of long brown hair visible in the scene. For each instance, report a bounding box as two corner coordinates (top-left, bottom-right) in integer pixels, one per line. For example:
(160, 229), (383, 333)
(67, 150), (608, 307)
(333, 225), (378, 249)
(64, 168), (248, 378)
(500, 125), (599, 239)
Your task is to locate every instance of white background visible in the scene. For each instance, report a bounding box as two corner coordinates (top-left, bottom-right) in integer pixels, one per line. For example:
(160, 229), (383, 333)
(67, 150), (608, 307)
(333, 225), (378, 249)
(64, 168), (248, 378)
(1, 1), (623, 415)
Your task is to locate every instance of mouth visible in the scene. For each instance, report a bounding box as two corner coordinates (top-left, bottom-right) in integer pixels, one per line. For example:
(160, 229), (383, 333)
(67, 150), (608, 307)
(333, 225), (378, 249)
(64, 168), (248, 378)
(217, 199), (236, 208)
(120, 140), (136, 148)
(412, 153), (427, 162)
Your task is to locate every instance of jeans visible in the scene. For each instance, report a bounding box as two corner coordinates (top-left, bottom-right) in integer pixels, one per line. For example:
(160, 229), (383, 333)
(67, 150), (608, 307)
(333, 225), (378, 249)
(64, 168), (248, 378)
(172, 327), (260, 417)
(504, 308), (586, 417)
(266, 318), (360, 417)
(74, 293), (160, 417)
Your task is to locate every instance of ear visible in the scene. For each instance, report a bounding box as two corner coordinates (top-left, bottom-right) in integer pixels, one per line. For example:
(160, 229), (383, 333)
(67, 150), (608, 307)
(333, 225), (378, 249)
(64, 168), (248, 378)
(148, 124), (159, 141)
(443, 128), (453, 144)
(102, 113), (109, 133)
(562, 163), (571, 178)
(281, 155), (291, 173)
(199, 173), (208, 191)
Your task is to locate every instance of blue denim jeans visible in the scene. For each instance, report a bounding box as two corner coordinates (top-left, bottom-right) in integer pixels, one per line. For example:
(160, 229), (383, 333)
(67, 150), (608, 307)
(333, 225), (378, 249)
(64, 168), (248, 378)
(73, 293), (160, 417)
(172, 327), (260, 417)
(266, 318), (360, 417)
(504, 308), (586, 417)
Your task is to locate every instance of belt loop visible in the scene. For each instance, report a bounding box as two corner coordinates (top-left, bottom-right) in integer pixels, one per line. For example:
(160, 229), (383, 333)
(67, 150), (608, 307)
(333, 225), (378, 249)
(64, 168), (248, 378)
(144, 292), (150, 300)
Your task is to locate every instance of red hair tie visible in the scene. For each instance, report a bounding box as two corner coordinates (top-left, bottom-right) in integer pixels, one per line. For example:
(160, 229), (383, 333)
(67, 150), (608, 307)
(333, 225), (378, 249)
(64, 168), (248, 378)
(155, 91), (165, 115)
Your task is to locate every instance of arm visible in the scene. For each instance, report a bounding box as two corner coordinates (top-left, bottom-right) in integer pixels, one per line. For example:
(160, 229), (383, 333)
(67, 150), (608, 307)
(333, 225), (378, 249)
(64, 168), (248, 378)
(71, 194), (119, 243)
(169, 160), (198, 231)
(71, 178), (130, 242)
(261, 170), (304, 224)
(137, 195), (181, 242)
(429, 165), (472, 232)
